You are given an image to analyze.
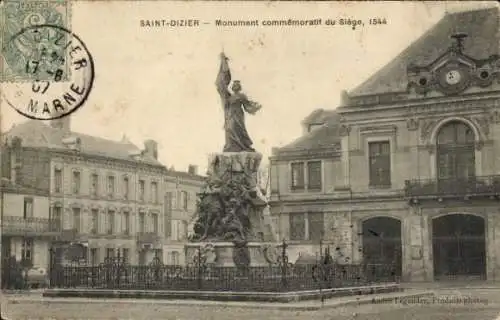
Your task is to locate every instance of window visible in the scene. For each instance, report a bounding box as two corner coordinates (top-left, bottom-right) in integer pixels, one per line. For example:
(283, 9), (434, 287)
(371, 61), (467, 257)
(152, 213), (159, 234)
(308, 213), (324, 242)
(368, 141), (391, 187)
(106, 248), (115, 259)
(90, 248), (99, 265)
(437, 121), (475, 180)
(51, 206), (62, 231)
(139, 212), (145, 233)
(164, 192), (173, 238)
(122, 248), (129, 263)
(182, 191), (188, 210)
(307, 161), (322, 191)
(139, 180), (145, 201)
(123, 211), (130, 235)
(123, 176), (129, 200)
(170, 251), (180, 265)
(72, 208), (81, 232)
(154, 249), (163, 261)
(151, 182), (158, 203)
(107, 210), (114, 235)
(90, 174), (98, 196)
(107, 175), (115, 198)
(54, 169), (62, 193)
(72, 171), (81, 194)
(289, 213), (305, 240)
(23, 197), (33, 219)
(21, 239), (33, 265)
(91, 209), (99, 234)
(291, 163), (305, 190)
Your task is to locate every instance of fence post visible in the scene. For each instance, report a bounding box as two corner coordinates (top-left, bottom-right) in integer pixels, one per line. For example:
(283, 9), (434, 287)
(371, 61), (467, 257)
(280, 239), (288, 291)
(197, 248), (202, 290)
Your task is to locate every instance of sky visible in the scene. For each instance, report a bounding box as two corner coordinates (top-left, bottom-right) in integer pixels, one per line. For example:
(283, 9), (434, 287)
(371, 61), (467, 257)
(1, 1), (497, 174)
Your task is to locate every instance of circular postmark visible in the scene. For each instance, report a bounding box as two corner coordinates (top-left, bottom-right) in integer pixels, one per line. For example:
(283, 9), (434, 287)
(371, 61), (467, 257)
(1, 24), (94, 120)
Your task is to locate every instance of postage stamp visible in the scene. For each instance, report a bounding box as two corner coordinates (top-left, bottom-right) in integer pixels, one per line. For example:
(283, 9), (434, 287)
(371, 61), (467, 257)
(0, 0), (72, 82)
(1, 24), (94, 120)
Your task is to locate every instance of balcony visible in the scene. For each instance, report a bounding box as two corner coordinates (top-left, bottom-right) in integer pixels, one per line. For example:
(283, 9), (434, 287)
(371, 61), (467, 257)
(2, 216), (62, 237)
(136, 232), (160, 245)
(405, 175), (500, 200)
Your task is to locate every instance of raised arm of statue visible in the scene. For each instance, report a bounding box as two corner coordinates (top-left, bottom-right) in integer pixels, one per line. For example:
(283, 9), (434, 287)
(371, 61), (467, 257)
(215, 52), (231, 101)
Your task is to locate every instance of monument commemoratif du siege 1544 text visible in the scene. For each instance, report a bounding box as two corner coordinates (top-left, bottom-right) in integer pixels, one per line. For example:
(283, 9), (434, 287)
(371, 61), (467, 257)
(186, 53), (279, 269)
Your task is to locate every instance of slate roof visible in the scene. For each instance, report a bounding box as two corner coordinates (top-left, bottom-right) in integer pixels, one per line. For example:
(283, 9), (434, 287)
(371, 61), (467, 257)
(6, 120), (163, 166)
(277, 109), (341, 152)
(301, 108), (339, 126)
(350, 7), (500, 96)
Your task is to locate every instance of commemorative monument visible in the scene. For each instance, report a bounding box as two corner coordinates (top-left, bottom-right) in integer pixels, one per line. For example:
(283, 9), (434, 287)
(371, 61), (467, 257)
(186, 53), (277, 269)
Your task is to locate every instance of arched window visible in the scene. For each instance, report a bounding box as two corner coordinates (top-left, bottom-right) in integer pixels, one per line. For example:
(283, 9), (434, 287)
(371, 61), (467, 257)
(436, 121), (475, 180)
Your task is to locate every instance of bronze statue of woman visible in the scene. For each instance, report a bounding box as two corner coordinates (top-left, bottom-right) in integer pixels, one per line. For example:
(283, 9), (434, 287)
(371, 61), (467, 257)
(216, 52), (262, 153)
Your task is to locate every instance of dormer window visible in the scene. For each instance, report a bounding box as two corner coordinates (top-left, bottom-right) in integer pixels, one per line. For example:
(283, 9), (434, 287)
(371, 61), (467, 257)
(308, 123), (323, 133)
(62, 136), (81, 151)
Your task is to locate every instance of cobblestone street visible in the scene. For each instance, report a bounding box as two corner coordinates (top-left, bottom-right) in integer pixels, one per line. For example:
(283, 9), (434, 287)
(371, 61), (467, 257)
(3, 289), (500, 320)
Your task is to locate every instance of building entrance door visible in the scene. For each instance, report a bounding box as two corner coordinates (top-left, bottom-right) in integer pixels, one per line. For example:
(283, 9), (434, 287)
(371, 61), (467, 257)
(362, 217), (402, 280)
(432, 214), (486, 280)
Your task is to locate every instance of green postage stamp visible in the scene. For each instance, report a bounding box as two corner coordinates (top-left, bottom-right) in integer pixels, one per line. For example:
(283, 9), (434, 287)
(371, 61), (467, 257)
(0, 0), (72, 82)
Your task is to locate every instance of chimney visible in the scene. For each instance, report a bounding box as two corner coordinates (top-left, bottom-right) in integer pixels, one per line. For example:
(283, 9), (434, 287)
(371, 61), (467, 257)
(188, 165), (198, 175)
(144, 140), (158, 160)
(50, 116), (71, 134)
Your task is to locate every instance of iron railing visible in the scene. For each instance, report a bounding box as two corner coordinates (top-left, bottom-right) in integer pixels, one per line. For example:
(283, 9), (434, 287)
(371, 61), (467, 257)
(405, 175), (500, 198)
(2, 216), (61, 235)
(48, 262), (398, 292)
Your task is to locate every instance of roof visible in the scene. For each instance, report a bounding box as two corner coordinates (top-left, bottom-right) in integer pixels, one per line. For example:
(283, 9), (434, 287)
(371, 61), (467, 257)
(301, 108), (339, 125)
(350, 7), (500, 96)
(6, 120), (163, 166)
(276, 110), (341, 152)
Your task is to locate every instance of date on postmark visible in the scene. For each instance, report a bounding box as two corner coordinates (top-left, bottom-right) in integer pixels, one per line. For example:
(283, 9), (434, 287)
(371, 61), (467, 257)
(1, 24), (95, 120)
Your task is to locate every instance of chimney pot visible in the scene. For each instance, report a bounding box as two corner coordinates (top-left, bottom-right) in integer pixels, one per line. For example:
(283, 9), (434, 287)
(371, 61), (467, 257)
(144, 140), (158, 160)
(188, 165), (198, 175)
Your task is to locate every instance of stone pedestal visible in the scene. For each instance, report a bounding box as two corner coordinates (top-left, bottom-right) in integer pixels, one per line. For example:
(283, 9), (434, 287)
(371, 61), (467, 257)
(185, 242), (277, 267)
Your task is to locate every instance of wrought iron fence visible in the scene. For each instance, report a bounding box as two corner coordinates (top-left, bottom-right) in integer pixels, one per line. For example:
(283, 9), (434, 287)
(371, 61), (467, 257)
(48, 259), (398, 292)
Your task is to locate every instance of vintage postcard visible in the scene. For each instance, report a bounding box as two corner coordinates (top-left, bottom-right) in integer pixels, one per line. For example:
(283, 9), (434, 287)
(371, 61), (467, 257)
(1, 1), (500, 319)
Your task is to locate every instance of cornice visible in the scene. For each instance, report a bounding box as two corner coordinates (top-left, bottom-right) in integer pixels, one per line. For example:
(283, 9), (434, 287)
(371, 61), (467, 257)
(338, 91), (500, 115)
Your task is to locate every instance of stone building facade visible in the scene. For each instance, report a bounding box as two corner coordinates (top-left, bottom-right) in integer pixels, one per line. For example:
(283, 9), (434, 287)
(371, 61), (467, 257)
(163, 167), (204, 266)
(269, 8), (500, 281)
(2, 116), (204, 267)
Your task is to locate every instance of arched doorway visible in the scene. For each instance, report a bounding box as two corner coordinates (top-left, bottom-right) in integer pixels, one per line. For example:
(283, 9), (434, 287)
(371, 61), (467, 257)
(432, 214), (486, 280)
(362, 217), (402, 278)
(436, 121), (475, 192)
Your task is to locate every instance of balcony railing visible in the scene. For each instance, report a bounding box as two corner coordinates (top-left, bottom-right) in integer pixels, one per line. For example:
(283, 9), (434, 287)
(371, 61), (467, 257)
(2, 216), (61, 236)
(405, 175), (500, 199)
(136, 232), (160, 244)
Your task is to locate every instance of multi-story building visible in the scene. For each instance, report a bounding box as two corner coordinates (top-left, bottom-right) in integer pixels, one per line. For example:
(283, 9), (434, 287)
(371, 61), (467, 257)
(269, 7), (500, 282)
(163, 165), (204, 265)
(3, 116), (169, 266)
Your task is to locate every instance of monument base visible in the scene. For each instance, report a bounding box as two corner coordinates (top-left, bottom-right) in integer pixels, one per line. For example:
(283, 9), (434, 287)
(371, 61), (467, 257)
(185, 242), (278, 267)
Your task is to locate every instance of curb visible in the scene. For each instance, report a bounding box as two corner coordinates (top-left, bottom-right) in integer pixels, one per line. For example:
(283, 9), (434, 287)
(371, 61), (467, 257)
(5, 291), (435, 311)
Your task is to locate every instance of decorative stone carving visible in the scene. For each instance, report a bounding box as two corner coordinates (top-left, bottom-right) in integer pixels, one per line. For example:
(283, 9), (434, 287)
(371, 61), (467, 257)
(420, 119), (439, 141)
(406, 118), (419, 131)
(406, 33), (500, 97)
(190, 152), (268, 243)
(472, 115), (490, 137)
(338, 124), (351, 137)
(489, 110), (500, 124)
(261, 244), (280, 265)
(475, 140), (484, 151)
